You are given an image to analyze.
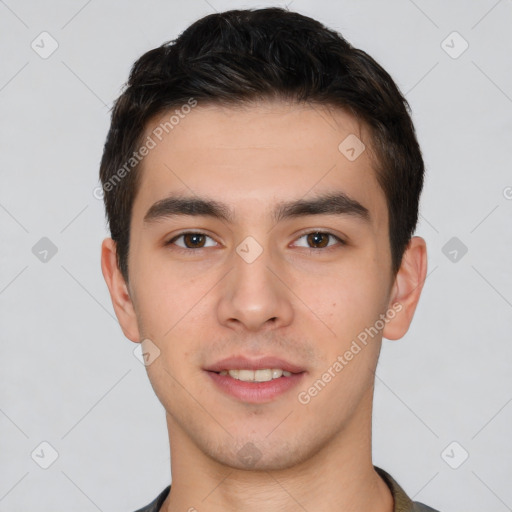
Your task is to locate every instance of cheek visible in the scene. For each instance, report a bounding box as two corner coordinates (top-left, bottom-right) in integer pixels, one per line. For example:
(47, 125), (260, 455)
(129, 254), (181, 333)
(130, 250), (212, 349)
(303, 259), (384, 336)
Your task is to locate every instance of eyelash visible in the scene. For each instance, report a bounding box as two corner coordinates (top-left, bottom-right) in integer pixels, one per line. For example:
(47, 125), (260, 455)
(165, 231), (346, 254)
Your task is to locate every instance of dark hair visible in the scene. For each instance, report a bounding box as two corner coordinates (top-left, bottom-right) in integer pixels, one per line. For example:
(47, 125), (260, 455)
(99, 7), (424, 282)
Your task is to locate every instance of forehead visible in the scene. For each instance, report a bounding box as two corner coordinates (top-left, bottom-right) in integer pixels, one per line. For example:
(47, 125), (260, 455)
(134, 100), (388, 232)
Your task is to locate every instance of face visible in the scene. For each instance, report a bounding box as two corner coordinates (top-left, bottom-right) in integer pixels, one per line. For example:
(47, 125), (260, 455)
(108, 100), (410, 471)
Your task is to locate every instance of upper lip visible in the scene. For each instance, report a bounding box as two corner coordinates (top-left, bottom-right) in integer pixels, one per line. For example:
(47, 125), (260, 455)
(205, 355), (306, 374)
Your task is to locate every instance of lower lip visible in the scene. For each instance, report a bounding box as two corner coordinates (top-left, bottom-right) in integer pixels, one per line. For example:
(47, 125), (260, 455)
(205, 371), (306, 403)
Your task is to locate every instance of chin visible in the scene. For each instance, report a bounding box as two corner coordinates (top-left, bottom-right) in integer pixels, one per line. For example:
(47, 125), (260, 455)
(203, 435), (313, 473)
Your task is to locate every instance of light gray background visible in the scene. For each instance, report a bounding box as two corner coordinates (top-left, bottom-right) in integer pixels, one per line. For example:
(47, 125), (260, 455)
(1, 0), (511, 511)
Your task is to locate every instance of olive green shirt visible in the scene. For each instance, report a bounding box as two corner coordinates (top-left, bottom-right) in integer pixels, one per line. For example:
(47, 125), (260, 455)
(134, 466), (441, 511)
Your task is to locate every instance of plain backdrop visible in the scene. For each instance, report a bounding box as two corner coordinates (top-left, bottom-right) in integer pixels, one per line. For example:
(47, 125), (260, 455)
(1, 1), (511, 511)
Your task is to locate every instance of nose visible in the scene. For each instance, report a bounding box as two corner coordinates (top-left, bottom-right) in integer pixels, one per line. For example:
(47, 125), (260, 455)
(216, 243), (294, 333)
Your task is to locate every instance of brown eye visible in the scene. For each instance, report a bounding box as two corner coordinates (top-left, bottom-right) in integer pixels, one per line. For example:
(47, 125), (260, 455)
(306, 232), (330, 248)
(294, 231), (344, 250)
(167, 232), (217, 250)
(182, 233), (206, 248)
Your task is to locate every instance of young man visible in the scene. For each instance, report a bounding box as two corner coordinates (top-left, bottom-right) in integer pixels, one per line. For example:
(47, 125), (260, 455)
(99, 7), (439, 512)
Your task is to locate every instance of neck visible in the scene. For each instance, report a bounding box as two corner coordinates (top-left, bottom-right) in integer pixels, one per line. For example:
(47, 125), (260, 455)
(161, 387), (393, 512)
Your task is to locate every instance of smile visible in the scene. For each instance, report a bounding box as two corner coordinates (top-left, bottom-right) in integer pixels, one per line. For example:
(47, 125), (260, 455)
(217, 368), (293, 382)
(206, 369), (306, 403)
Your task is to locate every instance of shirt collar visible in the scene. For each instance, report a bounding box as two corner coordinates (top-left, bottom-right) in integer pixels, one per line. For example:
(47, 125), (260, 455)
(375, 466), (415, 512)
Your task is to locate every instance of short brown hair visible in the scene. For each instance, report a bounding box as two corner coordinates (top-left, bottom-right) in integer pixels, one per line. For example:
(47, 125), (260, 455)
(99, 7), (424, 282)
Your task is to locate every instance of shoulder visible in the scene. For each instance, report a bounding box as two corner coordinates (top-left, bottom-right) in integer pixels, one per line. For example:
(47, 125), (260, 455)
(374, 466), (442, 512)
(132, 485), (171, 512)
(412, 503), (442, 512)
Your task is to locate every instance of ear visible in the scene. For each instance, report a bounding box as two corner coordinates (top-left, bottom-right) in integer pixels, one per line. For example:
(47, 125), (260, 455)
(100, 238), (140, 343)
(382, 236), (428, 341)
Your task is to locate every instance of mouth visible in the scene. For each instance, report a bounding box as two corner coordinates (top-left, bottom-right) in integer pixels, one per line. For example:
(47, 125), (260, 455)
(204, 355), (306, 403)
(209, 368), (299, 381)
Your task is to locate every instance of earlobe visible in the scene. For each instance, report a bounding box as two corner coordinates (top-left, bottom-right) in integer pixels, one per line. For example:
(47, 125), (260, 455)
(100, 238), (141, 343)
(382, 236), (428, 341)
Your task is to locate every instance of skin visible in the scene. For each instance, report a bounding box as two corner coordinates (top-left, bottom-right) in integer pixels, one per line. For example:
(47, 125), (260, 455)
(101, 100), (427, 512)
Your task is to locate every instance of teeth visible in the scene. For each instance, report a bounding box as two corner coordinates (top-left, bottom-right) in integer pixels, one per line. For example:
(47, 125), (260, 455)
(218, 368), (293, 381)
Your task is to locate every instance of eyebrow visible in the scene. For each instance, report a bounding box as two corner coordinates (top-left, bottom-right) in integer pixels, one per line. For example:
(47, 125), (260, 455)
(143, 191), (371, 226)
